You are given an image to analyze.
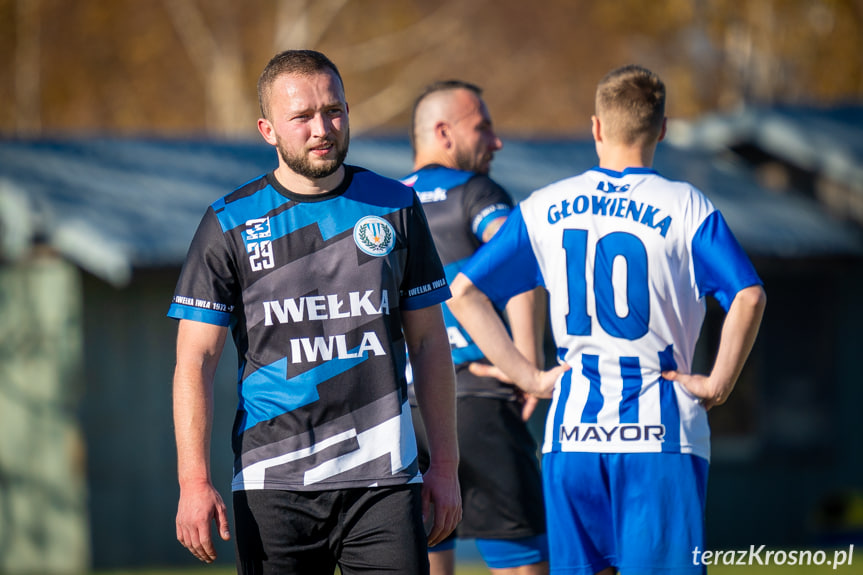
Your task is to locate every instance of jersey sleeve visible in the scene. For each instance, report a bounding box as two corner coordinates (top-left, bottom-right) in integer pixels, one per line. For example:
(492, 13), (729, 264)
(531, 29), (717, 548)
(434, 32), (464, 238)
(461, 205), (543, 308)
(691, 210), (763, 311)
(400, 193), (451, 310)
(167, 206), (239, 326)
(463, 175), (513, 241)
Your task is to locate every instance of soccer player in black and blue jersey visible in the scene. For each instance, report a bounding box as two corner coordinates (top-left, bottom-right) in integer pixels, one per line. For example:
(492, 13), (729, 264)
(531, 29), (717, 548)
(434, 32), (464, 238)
(169, 50), (461, 574)
(402, 80), (550, 575)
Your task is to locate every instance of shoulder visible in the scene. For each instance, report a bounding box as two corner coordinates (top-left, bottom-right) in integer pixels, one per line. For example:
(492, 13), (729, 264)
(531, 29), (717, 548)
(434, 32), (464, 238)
(645, 172), (716, 219)
(345, 165), (417, 208)
(206, 173), (272, 232)
(402, 165), (474, 193)
(464, 172), (509, 197)
(212, 173), (270, 211)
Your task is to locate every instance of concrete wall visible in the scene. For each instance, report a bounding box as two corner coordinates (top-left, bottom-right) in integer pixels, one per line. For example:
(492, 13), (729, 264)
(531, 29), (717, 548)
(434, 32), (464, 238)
(0, 255), (90, 574)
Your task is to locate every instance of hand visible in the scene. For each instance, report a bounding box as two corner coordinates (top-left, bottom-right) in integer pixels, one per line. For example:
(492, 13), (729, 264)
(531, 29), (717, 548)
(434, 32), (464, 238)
(533, 363), (571, 399)
(467, 365), (536, 419)
(662, 370), (729, 411)
(468, 361), (512, 383)
(520, 394), (539, 422)
(176, 481), (231, 563)
(470, 361), (570, 399)
(420, 464), (462, 547)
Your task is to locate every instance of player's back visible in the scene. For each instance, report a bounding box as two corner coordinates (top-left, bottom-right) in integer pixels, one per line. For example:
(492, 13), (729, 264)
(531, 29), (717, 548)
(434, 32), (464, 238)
(522, 167), (713, 372)
(517, 167), (754, 459)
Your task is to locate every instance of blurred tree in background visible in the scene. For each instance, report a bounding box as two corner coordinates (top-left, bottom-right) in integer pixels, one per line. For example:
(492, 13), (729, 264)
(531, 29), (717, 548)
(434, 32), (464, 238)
(0, 0), (861, 138)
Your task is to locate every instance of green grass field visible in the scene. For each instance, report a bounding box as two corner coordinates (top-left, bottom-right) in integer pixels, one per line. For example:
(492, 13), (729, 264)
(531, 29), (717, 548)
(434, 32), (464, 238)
(92, 549), (863, 575)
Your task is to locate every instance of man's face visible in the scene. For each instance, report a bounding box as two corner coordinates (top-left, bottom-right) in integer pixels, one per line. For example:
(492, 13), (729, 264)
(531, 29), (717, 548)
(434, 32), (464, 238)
(260, 70), (349, 180)
(448, 90), (502, 175)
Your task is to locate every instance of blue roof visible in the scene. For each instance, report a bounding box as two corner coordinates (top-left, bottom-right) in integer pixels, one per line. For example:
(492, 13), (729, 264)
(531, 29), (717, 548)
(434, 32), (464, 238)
(1, 135), (860, 285)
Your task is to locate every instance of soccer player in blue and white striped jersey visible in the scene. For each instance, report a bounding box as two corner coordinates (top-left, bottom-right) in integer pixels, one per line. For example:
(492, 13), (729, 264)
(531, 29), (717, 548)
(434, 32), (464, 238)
(448, 65), (766, 575)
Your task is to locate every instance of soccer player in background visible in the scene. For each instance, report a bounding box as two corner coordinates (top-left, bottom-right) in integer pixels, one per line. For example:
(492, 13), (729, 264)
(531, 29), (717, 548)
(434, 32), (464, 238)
(403, 80), (549, 575)
(447, 65), (766, 574)
(169, 49), (461, 574)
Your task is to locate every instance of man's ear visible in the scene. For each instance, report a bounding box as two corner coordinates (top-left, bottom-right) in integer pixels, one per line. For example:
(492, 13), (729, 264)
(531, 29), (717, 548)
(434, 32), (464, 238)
(258, 118), (277, 146)
(435, 121), (452, 149)
(658, 117), (667, 142)
(591, 115), (602, 143)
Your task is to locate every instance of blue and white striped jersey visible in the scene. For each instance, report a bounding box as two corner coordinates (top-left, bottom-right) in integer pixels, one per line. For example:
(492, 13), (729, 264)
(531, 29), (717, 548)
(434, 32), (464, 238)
(168, 166), (450, 490)
(462, 167), (762, 461)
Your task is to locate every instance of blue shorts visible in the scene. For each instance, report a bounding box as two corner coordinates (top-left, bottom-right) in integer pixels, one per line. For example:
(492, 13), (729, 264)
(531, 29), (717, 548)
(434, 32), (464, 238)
(475, 534), (549, 569)
(542, 451), (708, 575)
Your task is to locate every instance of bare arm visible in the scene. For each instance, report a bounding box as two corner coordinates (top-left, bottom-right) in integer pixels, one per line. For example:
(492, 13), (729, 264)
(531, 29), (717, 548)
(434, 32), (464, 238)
(173, 319), (231, 563)
(504, 287), (547, 420)
(478, 216), (548, 419)
(449, 273), (569, 398)
(403, 304), (462, 546)
(663, 285), (767, 410)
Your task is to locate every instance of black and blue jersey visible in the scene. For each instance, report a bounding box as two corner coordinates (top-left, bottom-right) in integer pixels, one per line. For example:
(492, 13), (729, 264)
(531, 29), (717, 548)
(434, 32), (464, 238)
(168, 166), (449, 491)
(401, 165), (514, 398)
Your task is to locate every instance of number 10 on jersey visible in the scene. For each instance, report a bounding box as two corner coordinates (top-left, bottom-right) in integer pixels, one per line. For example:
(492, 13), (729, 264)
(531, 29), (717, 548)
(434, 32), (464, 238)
(564, 229), (650, 342)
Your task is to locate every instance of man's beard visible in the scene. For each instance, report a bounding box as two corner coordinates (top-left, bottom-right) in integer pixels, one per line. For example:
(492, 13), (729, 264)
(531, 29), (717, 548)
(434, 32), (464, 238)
(278, 130), (350, 180)
(453, 146), (490, 175)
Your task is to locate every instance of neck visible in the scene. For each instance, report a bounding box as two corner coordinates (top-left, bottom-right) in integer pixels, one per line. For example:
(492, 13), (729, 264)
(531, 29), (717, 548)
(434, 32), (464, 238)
(413, 149), (452, 171)
(598, 144), (656, 173)
(273, 164), (345, 196)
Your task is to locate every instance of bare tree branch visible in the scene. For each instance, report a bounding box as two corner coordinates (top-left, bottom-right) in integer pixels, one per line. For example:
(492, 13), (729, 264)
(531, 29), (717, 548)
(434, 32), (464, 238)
(327, 2), (468, 71)
(341, 2), (485, 133)
(161, 0), (217, 77)
(274, 0), (350, 50)
(161, 0), (254, 135)
(15, 0), (41, 135)
(347, 27), (476, 133)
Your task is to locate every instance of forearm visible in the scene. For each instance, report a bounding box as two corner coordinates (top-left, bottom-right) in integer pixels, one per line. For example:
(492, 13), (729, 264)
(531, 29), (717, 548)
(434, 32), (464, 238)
(448, 274), (542, 395)
(506, 287), (546, 368)
(174, 367), (215, 487)
(172, 320), (226, 488)
(404, 307), (458, 469)
(708, 285), (767, 400)
(411, 354), (458, 470)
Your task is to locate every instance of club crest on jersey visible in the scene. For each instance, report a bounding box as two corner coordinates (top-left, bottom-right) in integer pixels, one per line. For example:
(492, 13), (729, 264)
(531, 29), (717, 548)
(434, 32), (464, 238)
(353, 216), (395, 256)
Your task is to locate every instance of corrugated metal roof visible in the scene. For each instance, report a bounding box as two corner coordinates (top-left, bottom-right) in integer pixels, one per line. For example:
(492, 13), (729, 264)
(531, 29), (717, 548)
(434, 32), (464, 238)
(1, 136), (860, 286)
(667, 104), (863, 194)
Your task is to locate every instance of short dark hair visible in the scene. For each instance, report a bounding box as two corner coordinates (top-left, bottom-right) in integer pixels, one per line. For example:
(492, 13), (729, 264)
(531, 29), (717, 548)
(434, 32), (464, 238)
(410, 80), (482, 150)
(595, 65), (665, 146)
(257, 50), (344, 119)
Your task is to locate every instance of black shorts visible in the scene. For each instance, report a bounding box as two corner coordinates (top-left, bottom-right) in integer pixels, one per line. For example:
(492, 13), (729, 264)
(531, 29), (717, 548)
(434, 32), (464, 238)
(233, 485), (429, 575)
(412, 395), (546, 540)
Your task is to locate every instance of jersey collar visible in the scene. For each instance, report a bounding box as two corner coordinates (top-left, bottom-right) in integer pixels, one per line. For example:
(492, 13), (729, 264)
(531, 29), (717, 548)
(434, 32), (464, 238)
(591, 166), (658, 178)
